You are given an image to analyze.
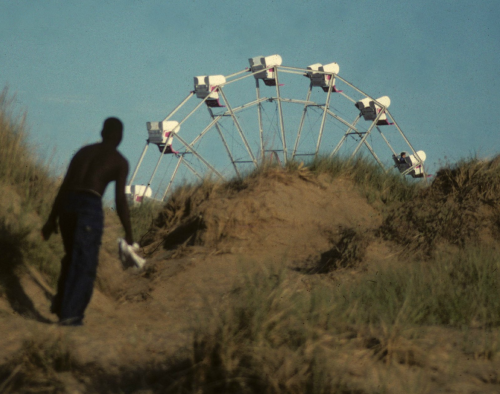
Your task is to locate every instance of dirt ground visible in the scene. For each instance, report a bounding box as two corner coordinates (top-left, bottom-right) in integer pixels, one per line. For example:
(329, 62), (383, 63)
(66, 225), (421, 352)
(1, 170), (500, 393)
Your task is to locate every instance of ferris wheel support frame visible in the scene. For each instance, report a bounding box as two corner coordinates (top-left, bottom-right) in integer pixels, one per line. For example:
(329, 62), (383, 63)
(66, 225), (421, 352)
(170, 132), (224, 179)
(128, 90), (195, 189)
(350, 107), (386, 158)
(160, 154), (205, 201)
(190, 96), (270, 148)
(218, 87), (258, 167)
(330, 115), (362, 157)
(315, 72), (335, 157)
(284, 93), (383, 169)
(376, 126), (398, 156)
(273, 68), (287, 164)
(327, 112), (385, 170)
(207, 107), (241, 178)
(292, 83), (313, 160)
(161, 155), (184, 201)
(132, 62), (428, 202)
(255, 79), (265, 157)
(133, 69), (267, 200)
(162, 91), (195, 123)
(128, 141), (150, 186)
(158, 95), (272, 200)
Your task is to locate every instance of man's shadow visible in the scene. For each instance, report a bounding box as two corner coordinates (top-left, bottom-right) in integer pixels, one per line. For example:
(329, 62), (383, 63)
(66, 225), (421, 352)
(0, 224), (53, 324)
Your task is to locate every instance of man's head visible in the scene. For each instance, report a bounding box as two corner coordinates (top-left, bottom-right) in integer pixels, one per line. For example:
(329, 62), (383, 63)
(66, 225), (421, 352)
(101, 117), (123, 146)
(400, 152), (406, 158)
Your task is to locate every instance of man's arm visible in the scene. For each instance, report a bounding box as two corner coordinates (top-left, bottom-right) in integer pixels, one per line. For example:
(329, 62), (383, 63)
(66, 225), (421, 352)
(41, 159), (76, 240)
(115, 159), (134, 245)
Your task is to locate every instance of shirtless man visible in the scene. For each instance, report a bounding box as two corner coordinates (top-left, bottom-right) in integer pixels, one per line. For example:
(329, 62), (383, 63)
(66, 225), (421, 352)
(42, 117), (133, 326)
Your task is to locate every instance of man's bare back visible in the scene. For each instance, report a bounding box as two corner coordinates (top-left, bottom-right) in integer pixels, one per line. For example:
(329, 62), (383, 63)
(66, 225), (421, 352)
(64, 143), (128, 197)
(43, 118), (133, 245)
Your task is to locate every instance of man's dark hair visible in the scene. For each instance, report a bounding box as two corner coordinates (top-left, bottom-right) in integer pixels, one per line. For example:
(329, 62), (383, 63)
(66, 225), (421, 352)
(400, 152), (406, 157)
(101, 117), (123, 145)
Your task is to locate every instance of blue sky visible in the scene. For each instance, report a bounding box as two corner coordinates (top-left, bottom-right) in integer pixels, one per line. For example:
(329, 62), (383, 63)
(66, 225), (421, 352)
(1, 1), (499, 197)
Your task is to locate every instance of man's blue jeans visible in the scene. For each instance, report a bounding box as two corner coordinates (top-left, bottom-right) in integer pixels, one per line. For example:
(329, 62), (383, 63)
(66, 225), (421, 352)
(53, 191), (104, 325)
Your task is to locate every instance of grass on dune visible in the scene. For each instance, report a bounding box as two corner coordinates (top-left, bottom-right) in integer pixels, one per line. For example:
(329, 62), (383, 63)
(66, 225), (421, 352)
(305, 155), (420, 205)
(0, 88), (56, 214)
(0, 89), (63, 284)
(3, 246), (500, 393)
(381, 155), (500, 255)
(159, 245), (500, 393)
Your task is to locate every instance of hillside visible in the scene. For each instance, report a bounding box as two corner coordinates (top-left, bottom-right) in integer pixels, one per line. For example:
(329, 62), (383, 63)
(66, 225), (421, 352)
(2, 94), (500, 393)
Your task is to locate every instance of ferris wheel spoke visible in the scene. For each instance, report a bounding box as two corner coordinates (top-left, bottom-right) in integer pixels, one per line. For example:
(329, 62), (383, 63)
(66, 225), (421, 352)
(218, 87), (258, 167)
(161, 156), (184, 201)
(207, 107), (241, 178)
(128, 141), (149, 186)
(172, 132), (224, 180)
(274, 68), (287, 163)
(292, 83), (313, 160)
(315, 73), (335, 157)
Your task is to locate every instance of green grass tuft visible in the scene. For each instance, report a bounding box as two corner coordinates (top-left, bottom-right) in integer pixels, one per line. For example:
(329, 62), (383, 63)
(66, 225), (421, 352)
(307, 155), (419, 205)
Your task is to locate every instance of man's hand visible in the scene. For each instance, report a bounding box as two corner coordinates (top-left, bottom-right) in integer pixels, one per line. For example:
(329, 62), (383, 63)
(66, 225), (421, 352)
(125, 234), (134, 246)
(41, 218), (58, 241)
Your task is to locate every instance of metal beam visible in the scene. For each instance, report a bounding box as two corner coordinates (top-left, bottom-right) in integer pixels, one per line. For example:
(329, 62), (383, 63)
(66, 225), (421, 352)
(224, 68), (250, 80)
(162, 156), (183, 201)
(128, 141), (149, 186)
(182, 156), (204, 180)
(350, 109), (385, 158)
(292, 83), (312, 159)
(315, 73), (335, 157)
(376, 127), (397, 156)
(274, 68), (287, 163)
(208, 107), (241, 178)
(330, 115), (362, 157)
(171, 132), (224, 179)
(256, 79), (264, 158)
(218, 87), (258, 167)
(162, 91), (194, 122)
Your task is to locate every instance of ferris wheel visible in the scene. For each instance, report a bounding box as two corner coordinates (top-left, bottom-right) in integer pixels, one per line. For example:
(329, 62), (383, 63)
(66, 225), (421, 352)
(126, 54), (427, 203)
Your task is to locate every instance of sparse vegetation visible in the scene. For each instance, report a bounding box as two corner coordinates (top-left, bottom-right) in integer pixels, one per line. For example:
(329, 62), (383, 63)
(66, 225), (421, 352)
(0, 337), (74, 393)
(381, 155), (500, 255)
(157, 245), (500, 393)
(129, 199), (164, 244)
(307, 155), (420, 205)
(0, 89), (63, 285)
(2, 87), (500, 393)
(0, 88), (56, 214)
(338, 246), (500, 327)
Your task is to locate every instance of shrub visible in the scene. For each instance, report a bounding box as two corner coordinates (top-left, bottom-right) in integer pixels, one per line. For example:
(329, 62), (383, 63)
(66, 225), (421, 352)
(381, 156), (500, 254)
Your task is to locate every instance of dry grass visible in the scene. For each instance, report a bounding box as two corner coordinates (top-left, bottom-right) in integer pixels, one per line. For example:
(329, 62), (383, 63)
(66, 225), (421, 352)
(3, 250), (500, 393)
(0, 88), (56, 215)
(307, 155), (419, 206)
(142, 157), (415, 258)
(155, 248), (500, 393)
(381, 156), (500, 255)
(129, 199), (164, 244)
(3, 84), (500, 393)
(0, 89), (63, 284)
(0, 335), (74, 393)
